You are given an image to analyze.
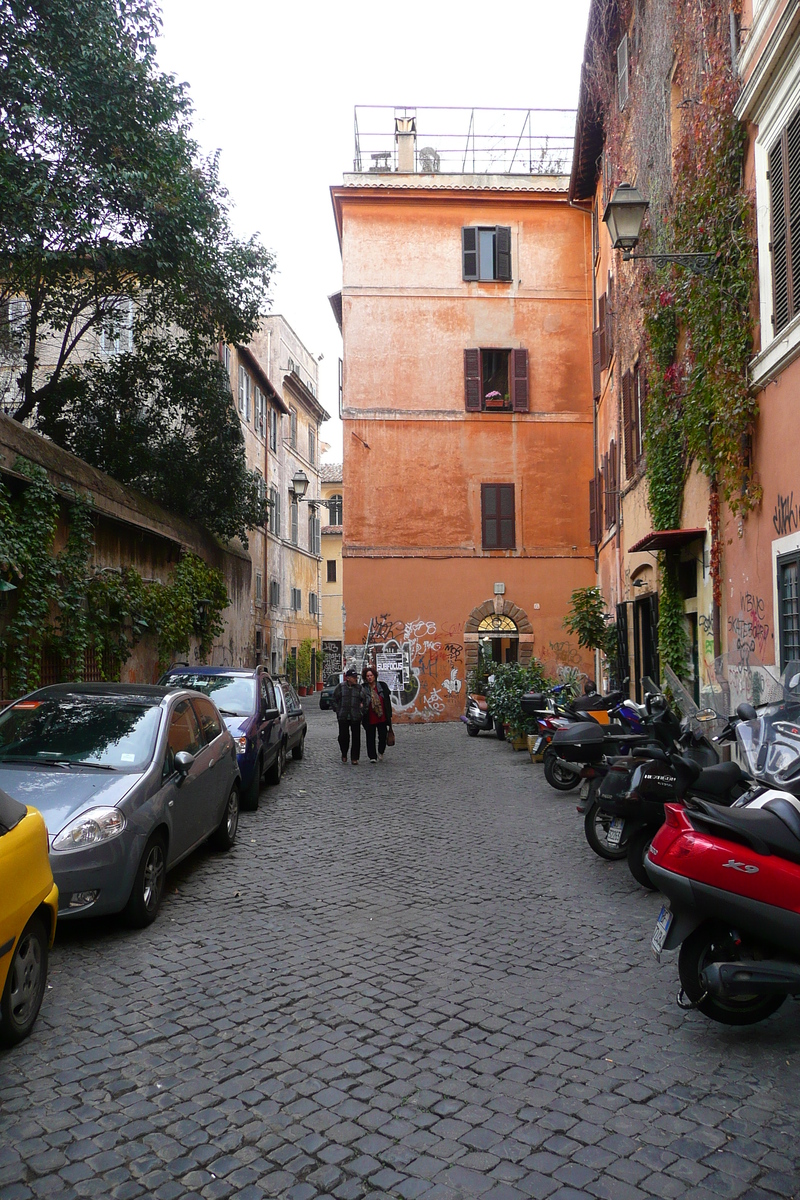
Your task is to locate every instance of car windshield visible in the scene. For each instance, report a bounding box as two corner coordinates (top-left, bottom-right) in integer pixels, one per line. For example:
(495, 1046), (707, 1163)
(162, 673), (257, 717)
(0, 696), (162, 771)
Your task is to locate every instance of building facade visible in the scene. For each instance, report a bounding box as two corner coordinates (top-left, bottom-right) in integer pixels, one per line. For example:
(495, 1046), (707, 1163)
(247, 315), (330, 681)
(331, 109), (596, 721)
(320, 463), (344, 679)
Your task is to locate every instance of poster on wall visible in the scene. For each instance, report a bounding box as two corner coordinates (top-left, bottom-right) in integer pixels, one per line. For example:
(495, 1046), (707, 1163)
(376, 650), (404, 691)
(322, 640), (342, 680)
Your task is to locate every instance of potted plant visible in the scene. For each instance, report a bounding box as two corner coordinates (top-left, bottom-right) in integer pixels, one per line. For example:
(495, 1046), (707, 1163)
(484, 390), (506, 409)
(486, 660), (553, 750)
(296, 638), (313, 695)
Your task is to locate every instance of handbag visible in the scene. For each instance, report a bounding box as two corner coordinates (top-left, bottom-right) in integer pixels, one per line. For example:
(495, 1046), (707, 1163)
(386, 727), (396, 747)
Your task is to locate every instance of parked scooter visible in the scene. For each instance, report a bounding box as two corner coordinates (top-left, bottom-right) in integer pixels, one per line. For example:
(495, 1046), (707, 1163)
(647, 660), (800, 1025)
(528, 686), (646, 792)
(461, 692), (502, 738)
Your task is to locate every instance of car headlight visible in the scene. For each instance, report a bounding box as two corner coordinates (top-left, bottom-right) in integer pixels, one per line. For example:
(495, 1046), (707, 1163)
(235, 736), (248, 754)
(52, 807), (126, 851)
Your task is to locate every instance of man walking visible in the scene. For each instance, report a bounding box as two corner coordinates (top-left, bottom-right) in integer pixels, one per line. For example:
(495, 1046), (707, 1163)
(332, 667), (366, 764)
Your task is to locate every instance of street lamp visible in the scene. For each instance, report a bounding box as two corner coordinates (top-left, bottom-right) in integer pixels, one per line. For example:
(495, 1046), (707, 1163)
(290, 469), (309, 499)
(603, 182), (716, 276)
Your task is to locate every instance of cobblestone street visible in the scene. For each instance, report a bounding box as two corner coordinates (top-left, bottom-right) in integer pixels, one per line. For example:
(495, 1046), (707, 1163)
(2, 708), (799, 1200)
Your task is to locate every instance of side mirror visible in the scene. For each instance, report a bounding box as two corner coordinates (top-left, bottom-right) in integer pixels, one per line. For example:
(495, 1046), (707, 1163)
(737, 702), (758, 722)
(174, 750), (193, 779)
(262, 707), (279, 721)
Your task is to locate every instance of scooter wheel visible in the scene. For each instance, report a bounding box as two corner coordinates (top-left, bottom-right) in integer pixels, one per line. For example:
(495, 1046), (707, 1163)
(543, 747), (579, 792)
(466, 724), (480, 737)
(678, 922), (786, 1026)
(626, 827), (659, 890)
(583, 800), (628, 860)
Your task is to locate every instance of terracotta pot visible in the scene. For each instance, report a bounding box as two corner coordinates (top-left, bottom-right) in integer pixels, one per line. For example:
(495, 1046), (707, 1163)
(298, 686), (307, 696)
(316, 682), (324, 691)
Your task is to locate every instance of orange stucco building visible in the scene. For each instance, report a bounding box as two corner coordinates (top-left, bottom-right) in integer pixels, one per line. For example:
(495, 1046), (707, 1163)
(330, 113), (596, 720)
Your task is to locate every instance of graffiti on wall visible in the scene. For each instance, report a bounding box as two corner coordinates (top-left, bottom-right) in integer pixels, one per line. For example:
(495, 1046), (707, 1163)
(344, 613), (465, 720)
(727, 591), (770, 666)
(548, 640), (581, 666)
(773, 491), (800, 537)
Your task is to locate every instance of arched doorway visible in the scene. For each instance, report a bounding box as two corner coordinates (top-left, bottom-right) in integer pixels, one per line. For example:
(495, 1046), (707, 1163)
(464, 598), (534, 673)
(477, 613), (519, 664)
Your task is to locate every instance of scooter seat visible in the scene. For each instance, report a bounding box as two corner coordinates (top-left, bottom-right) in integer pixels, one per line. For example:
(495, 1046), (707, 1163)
(693, 761), (744, 799)
(691, 801), (800, 866)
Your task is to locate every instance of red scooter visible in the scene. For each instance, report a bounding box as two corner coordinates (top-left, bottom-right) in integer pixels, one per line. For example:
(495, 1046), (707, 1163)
(646, 664), (800, 1025)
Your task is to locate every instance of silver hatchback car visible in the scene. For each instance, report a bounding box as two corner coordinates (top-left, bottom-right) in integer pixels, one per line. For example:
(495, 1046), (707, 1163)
(0, 683), (241, 927)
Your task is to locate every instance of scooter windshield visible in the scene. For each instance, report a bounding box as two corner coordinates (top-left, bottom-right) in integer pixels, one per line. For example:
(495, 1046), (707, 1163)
(736, 715), (800, 784)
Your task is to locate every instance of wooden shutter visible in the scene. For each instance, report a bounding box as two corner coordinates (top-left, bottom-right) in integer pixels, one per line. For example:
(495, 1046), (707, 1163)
(770, 137), (789, 332)
(598, 294), (607, 370)
(617, 34), (629, 110)
(601, 454), (609, 529)
(605, 272), (614, 365)
(609, 439), (618, 525)
(589, 478), (599, 545)
(498, 484), (515, 547)
(462, 228), (478, 280)
(636, 365), (646, 460)
(622, 370), (633, 479)
(481, 483), (496, 547)
(512, 348), (529, 411)
(495, 226), (512, 280)
(790, 109), (800, 319)
(592, 328), (601, 399)
(464, 348), (482, 411)
(481, 484), (515, 548)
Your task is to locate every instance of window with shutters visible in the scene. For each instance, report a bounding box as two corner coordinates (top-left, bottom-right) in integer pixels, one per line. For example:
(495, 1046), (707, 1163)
(99, 297), (134, 355)
(254, 387), (266, 437)
(308, 427), (316, 466)
(327, 494), (342, 525)
(633, 360), (646, 464)
(309, 593), (319, 616)
(617, 34), (629, 111)
(255, 571), (263, 604)
(291, 587), (302, 611)
(768, 107), (800, 335)
(462, 227), (513, 281)
(268, 486), (280, 536)
(327, 559), (337, 583)
(778, 553), (800, 669)
(268, 406), (278, 452)
(464, 348), (528, 412)
(308, 510), (320, 556)
(481, 484), (515, 549)
(589, 477), (599, 546)
(269, 579), (280, 608)
(290, 496), (298, 545)
(606, 440), (618, 528)
(256, 470), (265, 504)
(289, 407), (297, 447)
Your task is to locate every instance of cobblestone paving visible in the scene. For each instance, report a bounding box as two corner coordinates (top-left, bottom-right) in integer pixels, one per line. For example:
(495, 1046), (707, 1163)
(2, 707), (800, 1200)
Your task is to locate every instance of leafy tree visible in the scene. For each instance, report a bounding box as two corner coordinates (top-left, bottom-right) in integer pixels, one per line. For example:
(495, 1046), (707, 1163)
(36, 331), (267, 540)
(563, 587), (617, 662)
(0, 0), (273, 538)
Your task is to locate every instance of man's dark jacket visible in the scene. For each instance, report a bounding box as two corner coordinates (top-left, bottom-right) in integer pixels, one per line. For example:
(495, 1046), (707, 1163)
(332, 680), (366, 722)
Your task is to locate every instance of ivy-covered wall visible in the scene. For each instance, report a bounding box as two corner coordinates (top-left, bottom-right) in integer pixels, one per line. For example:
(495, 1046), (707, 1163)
(0, 416), (254, 700)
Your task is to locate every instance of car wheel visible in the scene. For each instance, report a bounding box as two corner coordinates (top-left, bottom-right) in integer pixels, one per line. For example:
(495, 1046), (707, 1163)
(212, 783), (240, 851)
(241, 755), (262, 811)
(123, 833), (168, 928)
(292, 733), (306, 761)
(266, 742), (286, 785)
(0, 914), (48, 1048)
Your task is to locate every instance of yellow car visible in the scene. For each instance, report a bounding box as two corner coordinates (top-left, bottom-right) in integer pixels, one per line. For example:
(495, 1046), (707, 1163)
(0, 788), (58, 1047)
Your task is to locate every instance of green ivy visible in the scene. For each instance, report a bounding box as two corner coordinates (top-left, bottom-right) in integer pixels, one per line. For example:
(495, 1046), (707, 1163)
(0, 459), (230, 695)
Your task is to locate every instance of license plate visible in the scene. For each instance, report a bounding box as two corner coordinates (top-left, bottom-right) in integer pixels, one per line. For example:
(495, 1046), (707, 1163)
(533, 737), (544, 754)
(606, 817), (625, 846)
(579, 779), (590, 800)
(651, 906), (673, 961)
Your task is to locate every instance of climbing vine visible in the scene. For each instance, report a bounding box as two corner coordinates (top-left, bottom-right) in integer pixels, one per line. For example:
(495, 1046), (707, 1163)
(0, 459), (230, 696)
(585, 0), (757, 676)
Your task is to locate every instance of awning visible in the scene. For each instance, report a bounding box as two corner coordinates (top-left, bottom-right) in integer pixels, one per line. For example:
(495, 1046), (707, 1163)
(628, 528), (706, 553)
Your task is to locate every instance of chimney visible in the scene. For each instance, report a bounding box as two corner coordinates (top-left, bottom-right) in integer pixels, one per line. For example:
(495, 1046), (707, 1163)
(394, 112), (416, 173)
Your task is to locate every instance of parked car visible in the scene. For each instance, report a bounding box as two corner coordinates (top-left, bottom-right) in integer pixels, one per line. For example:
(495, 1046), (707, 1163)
(275, 680), (307, 760)
(158, 666), (283, 807)
(0, 683), (240, 928)
(319, 673), (343, 711)
(0, 789), (58, 1046)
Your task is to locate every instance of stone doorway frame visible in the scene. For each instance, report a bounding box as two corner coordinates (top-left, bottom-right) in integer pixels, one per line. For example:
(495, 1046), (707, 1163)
(463, 597), (534, 670)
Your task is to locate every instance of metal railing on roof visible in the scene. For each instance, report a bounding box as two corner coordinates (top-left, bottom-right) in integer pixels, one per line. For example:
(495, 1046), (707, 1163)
(352, 106), (575, 177)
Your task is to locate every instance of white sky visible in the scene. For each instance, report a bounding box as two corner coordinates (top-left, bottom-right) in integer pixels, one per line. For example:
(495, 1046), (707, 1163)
(156, 0), (592, 462)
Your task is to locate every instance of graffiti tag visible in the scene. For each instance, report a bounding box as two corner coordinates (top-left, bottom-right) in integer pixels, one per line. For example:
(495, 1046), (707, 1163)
(773, 492), (800, 537)
(549, 640), (581, 666)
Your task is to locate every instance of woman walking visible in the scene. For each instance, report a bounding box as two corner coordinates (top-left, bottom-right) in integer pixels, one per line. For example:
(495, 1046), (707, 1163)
(362, 665), (393, 763)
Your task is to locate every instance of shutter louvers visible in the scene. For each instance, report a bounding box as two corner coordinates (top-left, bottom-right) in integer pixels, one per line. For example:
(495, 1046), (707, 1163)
(499, 484), (515, 548)
(495, 226), (512, 280)
(617, 34), (629, 110)
(788, 110), (800, 318)
(601, 454), (608, 529)
(512, 349), (529, 411)
(464, 348), (481, 411)
(622, 371), (634, 479)
(462, 228), (478, 280)
(609, 439), (618, 525)
(598, 295), (607, 370)
(637, 367), (647, 460)
(605, 273), (614, 365)
(592, 329), (601, 399)
(589, 478), (598, 545)
(770, 136), (789, 332)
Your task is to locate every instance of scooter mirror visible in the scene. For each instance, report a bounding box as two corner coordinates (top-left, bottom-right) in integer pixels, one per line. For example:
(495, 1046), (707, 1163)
(736, 702), (758, 722)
